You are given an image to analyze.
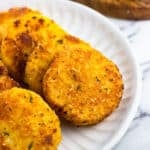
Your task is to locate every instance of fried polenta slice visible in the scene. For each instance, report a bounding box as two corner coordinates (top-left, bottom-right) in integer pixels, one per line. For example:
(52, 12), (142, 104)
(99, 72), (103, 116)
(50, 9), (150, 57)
(0, 8), (38, 58)
(1, 8), (65, 81)
(1, 12), (46, 81)
(0, 7), (32, 39)
(0, 87), (61, 150)
(23, 22), (67, 94)
(24, 49), (54, 94)
(43, 49), (123, 126)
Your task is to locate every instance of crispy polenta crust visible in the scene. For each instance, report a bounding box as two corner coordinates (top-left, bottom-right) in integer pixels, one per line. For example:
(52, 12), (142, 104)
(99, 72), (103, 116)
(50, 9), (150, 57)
(43, 49), (123, 126)
(0, 8), (37, 58)
(24, 34), (90, 94)
(0, 60), (8, 76)
(0, 60), (19, 92)
(23, 15), (89, 94)
(24, 49), (54, 94)
(0, 76), (19, 92)
(0, 87), (61, 150)
(23, 19), (67, 94)
(0, 7), (34, 24)
(1, 7), (64, 81)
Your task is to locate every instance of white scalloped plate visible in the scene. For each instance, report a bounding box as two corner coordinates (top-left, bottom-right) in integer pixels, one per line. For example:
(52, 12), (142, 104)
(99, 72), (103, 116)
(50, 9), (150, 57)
(0, 0), (142, 149)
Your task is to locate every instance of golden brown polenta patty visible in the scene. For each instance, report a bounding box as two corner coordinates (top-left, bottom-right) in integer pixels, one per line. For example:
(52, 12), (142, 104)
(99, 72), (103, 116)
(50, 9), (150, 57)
(0, 87), (61, 150)
(43, 49), (123, 126)
(1, 8), (65, 81)
(24, 49), (54, 94)
(0, 8), (38, 59)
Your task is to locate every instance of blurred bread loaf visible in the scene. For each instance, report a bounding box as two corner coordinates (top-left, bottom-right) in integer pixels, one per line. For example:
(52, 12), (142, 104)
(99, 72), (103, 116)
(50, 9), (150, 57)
(74, 0), (150, 19)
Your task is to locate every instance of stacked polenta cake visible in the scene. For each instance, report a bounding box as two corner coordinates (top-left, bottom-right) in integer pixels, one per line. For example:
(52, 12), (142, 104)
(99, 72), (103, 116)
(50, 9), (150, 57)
(0, 7), (123, 149)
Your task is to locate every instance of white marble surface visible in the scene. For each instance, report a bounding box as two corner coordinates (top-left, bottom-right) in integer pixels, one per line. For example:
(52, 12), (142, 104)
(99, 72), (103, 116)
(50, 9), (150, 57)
(109, 18), (150, 150)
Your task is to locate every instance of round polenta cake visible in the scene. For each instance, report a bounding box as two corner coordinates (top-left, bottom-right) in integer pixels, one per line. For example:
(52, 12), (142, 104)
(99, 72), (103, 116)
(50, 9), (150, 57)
(0, 8), (65, 81)
(43, 48), (123, 126)
(0, 87), (61, 150)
